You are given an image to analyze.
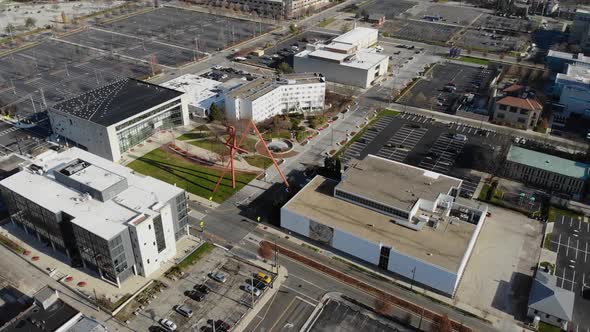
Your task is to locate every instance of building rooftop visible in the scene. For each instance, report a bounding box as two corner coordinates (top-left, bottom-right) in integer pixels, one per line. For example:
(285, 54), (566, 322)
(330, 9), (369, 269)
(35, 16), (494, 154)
(507, 145), (590, 180)
(547, 50), (590, 64)
(333, 27), (377, 46)
(496, 96), (542, 111)
(52, 78), (183, 127)
(227, 73), (324, 101)
(528, 271), (574, 321)
(160, 74), (224, 111)
(556, 64), (590, 84)
(0, 289), (79, 332)
(337, 155), (462, 211)
(0, 148), (183, 240)
(284, 176), (476, 271)
(298, 48), (388, 70)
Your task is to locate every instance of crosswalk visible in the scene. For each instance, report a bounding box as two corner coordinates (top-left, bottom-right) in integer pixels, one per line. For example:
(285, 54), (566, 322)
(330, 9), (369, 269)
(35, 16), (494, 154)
(376, 125), (428, 163)
(0, 127), (19, 137)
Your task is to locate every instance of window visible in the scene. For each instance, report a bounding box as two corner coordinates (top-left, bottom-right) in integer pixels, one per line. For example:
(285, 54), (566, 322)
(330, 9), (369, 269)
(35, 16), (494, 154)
(517, 117), (526, 124)
(153, 215), (166, 253)
(496, 113), (505, 119)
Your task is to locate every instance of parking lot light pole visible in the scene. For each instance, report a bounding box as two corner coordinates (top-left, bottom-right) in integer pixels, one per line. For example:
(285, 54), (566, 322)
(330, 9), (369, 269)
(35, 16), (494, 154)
(250, 278), (255, 309)
(410, 267), (416, 290)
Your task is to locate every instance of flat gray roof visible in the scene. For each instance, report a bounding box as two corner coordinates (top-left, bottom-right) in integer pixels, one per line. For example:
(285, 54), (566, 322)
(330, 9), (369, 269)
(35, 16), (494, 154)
(337, 155), (462, 212)
(285, 176), (475, 271)
(227, 73), (323, 101)
(0, 148), (183, 240)
(506, 145), (590, 180)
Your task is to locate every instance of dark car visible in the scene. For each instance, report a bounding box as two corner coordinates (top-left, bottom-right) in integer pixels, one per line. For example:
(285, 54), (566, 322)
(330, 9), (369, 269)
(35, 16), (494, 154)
(186, 290), (206, 302)
(194, 284), (211, 294)
(207, 319), (232, 331)
(251, 279), (268, 291)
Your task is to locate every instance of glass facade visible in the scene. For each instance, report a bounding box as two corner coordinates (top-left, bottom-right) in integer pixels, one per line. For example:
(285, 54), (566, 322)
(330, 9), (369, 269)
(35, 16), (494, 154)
(334, 189), (410, 220)
(153, 215), (166, 253)
(174, 193), (188, 240)
(116, 103), (183, 153)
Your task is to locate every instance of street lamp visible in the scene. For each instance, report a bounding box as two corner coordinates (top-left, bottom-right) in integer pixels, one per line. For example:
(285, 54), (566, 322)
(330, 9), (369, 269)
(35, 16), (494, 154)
(410, 267), (416, 290)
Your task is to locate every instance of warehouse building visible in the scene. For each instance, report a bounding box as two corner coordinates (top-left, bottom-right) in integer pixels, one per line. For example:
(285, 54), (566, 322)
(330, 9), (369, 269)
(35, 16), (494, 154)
(0, 148), (188, 287)
(281, 155), (487, 297)
(294, 28), (388, 88)
(225, 73), (325, 123)
(503, 145), (589, 199)
(49, 78), (189, 161)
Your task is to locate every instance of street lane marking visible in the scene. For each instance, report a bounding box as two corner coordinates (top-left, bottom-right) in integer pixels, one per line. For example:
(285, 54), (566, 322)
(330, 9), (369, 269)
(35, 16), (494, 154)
(295, 295), (317, 306)
(289, 274), (328, 291)
(267, 296), (297, 332)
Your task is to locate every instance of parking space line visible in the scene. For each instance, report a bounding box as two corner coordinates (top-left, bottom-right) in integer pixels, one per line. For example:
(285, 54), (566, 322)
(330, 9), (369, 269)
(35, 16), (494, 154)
(586, 242), (588, 263)
(576, 239), (579, 260)
(567, 236), (570, 257)
(557, 233), (562, 255)
(572, 270), (576, 291)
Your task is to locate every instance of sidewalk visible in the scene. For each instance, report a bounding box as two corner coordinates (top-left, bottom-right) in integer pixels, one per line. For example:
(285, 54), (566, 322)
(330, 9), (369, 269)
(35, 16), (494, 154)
(257, 224), (504, 332)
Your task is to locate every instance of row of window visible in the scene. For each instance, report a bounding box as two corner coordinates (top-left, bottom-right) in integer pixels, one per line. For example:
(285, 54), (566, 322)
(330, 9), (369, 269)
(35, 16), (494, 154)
(334, 189), (410, 219)
(114, 100), (181, 131)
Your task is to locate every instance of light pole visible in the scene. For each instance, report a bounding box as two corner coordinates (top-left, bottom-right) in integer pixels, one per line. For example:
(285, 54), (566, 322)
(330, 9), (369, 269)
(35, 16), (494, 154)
(250, 277), (255, 308)
(410, 267), (416, 290)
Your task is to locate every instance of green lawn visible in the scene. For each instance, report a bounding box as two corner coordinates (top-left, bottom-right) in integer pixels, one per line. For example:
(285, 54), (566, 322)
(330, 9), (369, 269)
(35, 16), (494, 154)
(262, 130), (291, 140)
(455, 56), (490, 65)
(548, 206), (583, 223)
(318, 18), (335, 27)
(243, 155), (272, 169)
(223, 136), (259, 152)
(538, 322), (561, 332)
(128, 147), (256, 203)
(177, 132), (210, 141)
(177, 242), (214, 270)
(478, 184), (491, 201)
(189, 138), (227, 154)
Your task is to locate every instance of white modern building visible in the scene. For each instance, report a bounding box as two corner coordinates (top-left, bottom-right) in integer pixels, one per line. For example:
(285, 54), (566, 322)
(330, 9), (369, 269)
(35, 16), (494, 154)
(294, 27), (388, 88)
(48, 78), (190, 162)
(553, 64), (590, 118)
(225, 73), (325, 123)
(0, 148), (188, 287)
(160, 74), (247, 118)
(546, 50), (590, 73)
(281, 155), (487, 297)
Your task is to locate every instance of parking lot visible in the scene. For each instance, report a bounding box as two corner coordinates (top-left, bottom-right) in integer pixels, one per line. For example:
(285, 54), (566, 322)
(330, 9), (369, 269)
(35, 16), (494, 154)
(100, 7), (274, 54)
(62, 27), (200, 67)
(358, 0), (417, 19)
(472, 14), (535, 33)
(382, 19), (459, 44)
(127, 246), (275, 332)
(456, 29), (527, 53)
(341, 112), (506, 197)
(397, 62), (495, 114)
(413, 4), (485, 26)
(549, 214), (590, 331)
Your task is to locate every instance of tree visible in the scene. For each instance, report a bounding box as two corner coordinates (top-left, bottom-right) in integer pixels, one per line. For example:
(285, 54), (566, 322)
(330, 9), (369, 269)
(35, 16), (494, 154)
(4, 23), (15, 35)
(432, 314), (453, 332)
(209, 103), (224, 122)
(258, 242), (273, 261)
(289, 23), (298, 34)
(23, 17), (35, 28)
(341, 22), (352, 34)
(276, 62), (293, 74)
(374, 294), (392, 316)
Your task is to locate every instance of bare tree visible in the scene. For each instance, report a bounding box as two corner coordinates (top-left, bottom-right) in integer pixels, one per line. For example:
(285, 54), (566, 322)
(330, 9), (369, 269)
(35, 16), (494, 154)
(258, 242), (273, 260)
(374, 294), (393, 316)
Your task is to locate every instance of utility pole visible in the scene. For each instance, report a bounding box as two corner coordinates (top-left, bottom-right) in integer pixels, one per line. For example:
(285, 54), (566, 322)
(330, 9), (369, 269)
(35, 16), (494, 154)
(93, 288), (101, 312)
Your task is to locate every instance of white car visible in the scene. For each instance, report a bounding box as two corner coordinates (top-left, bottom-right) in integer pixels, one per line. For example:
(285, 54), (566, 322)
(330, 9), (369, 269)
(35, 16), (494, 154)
(244, 284), (261, 296)
(209, 272), (227, 283)
(453, 134), (468, 142)
(160, 319), (177, 331)
(212, 65), (223, 70)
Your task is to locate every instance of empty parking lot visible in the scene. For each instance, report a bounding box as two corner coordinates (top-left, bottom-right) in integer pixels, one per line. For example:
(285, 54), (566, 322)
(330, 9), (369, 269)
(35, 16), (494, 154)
(341, 112), (506, 198)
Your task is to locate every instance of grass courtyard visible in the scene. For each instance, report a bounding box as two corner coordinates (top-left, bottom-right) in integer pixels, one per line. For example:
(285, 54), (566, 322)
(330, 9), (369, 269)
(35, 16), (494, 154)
(128, 147), (257, 203)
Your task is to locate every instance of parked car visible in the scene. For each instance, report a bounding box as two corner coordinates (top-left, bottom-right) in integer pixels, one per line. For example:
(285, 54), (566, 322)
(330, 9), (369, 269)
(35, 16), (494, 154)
(175, 305), (193, 318)
(194, 284), (211, 294)
(244, 284), (261, 296)
(207, 319), (233, 331)
(252, 279), (268, 290)
(255, 272), (272, 284)
(453, 134), (468, 142)
(186, 290), (207, 302)
(209, 272), (227, 283)
(160, 319), (177, 331)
